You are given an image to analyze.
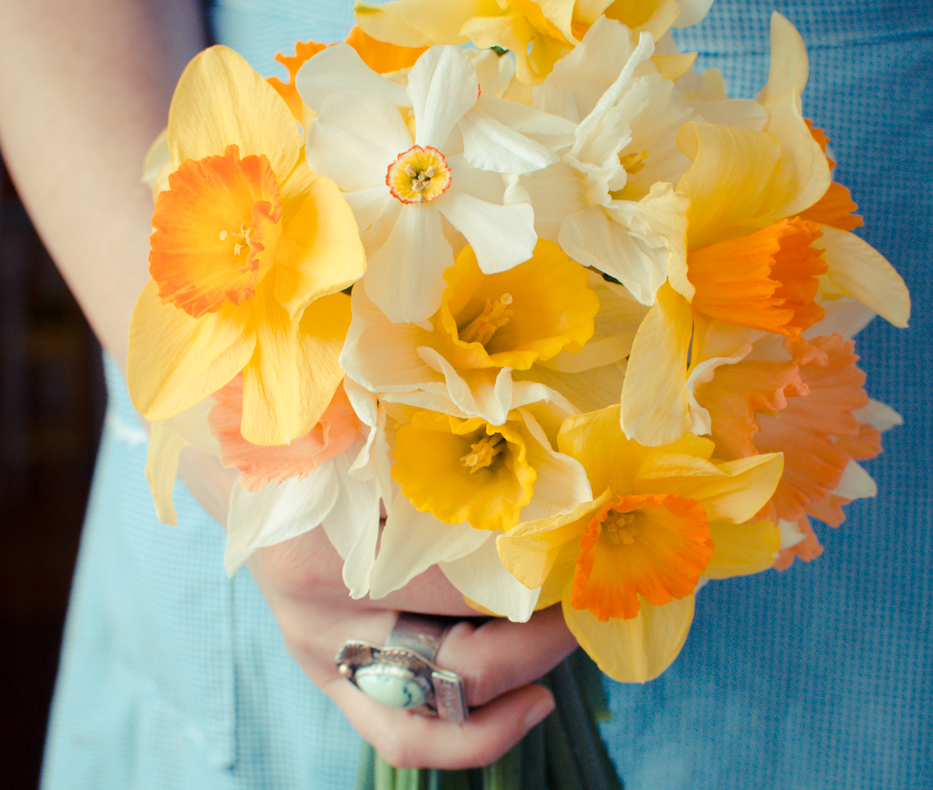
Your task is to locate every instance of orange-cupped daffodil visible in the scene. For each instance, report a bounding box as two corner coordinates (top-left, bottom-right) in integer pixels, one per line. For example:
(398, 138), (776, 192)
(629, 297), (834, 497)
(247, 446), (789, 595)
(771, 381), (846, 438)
(497, 403), (783, 681)
(619, 14), (905, 448)
(127, 46), (366, 446)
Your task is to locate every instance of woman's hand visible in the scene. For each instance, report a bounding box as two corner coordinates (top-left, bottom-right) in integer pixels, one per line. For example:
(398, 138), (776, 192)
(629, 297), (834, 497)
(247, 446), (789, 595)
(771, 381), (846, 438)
(249, 526), (579, 770)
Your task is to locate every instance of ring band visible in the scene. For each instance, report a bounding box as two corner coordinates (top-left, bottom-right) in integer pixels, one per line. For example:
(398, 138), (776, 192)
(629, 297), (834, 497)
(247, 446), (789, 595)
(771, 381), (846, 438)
(336, 613), (469, 722)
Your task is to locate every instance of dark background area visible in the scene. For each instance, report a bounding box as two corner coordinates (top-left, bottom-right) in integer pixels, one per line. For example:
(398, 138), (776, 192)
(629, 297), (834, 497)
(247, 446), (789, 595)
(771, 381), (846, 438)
(0, 159), (106, 788)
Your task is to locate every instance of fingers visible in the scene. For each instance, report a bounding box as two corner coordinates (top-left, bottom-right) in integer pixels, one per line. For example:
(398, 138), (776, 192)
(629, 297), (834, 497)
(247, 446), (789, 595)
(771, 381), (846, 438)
(436, 605), (578, 707)
(327, 676), (555, 770)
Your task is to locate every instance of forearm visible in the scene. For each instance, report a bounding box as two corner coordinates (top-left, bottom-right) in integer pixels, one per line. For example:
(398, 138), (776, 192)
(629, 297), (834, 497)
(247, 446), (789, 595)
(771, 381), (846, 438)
(0, 0), (206, 364)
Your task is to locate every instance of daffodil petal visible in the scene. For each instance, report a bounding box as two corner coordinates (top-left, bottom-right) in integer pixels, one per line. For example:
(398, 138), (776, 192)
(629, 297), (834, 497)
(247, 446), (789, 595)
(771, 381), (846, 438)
(145, 420), (187, 526)
(364, 202), (452, 323)
(440, 535), (541, 622)
(439, 188), (536, 275)
(273, 176), (367, 322)
(819, 225), (910, 328)
(168, 46), (300, 177)
(458, 106), (558, 174)
(306, 92), (412, 192)
(319, 438), (383, 598)
(341, 285), (443, 392)
(354, 0), (479, 47)
(295, 43), (409, 113)
(498, 493), (609, 589)
(240, 291), (349, 446)
(408, 46), (478, 150)
(534, 16), (641, 123)
(225, 463), (336, 576)
(620, 282), (695, 446)
(559, 206), (667, 306)
(563, 594), (694, 682)
(703, 517), (780, 578)
(369, 491), (489, 598)
(128, 280), (254, 421)
(516, 409), (593, 521)
(638, 452), (784, 523)
(673, 0), (715, 28)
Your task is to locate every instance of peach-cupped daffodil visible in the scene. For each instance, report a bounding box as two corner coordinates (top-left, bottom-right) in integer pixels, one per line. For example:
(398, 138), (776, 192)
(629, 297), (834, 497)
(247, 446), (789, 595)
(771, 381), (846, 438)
(691, 298), (900, 569)
(340, 240), (646, 426)
(297, 43), (572, 322)
(127, 46), (365, 447)
(368, 400), (592, 621)
(497, 404), (783, 680)
(223, 379), (386, 592)
(354, 0), (715, 85)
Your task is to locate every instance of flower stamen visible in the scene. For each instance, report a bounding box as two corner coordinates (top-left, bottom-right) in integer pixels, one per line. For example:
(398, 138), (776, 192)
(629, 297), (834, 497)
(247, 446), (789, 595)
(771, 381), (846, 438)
(461, 433), (505, 473)
(387, 145), (452, 204)
(459, 294), (513, 345)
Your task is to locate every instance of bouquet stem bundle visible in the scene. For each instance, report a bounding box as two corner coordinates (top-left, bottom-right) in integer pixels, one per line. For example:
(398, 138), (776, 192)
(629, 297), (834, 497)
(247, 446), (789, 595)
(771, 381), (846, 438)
(356, 652), (623, 790)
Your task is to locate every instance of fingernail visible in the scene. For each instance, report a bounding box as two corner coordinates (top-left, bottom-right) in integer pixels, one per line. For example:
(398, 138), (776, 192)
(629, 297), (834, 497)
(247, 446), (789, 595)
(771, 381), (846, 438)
(523, 693), (555, 730)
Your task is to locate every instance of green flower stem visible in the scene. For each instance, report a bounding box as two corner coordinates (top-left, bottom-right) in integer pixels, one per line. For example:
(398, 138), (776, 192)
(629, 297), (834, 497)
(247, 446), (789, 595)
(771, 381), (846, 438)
(354, 651), (624, 790)
(482, 740), (521, 790)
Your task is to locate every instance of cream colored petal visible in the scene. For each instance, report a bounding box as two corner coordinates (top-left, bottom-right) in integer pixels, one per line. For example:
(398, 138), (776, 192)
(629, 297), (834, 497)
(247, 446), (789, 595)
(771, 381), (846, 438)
(619, 283), (694, 446)
(703, 517), (779, 579)
(127, 280), (254, 421)
(369, 491), (489, 598)
(757, 13), (809, 105)
(563, 595), (694, 682)
(440, 535), (541, 623)
(673, 0), (715, 27)
(819, 225), (910, 328)
(516, 408), (593, 521)
(168, 46), (300, 176)
(225, 465), (336, 576)
(295, 43), (409, 113)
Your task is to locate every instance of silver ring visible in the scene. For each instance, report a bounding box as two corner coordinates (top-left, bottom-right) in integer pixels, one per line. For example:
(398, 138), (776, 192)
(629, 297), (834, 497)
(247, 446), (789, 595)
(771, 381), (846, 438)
(335, 613), (469, 722)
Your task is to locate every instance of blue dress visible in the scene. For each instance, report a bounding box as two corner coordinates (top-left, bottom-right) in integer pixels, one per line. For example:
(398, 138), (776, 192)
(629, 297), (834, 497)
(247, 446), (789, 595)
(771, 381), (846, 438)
(42, 1), (933, 788)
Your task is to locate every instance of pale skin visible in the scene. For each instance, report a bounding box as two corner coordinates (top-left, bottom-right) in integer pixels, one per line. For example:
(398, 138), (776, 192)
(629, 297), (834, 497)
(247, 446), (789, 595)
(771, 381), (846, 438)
(0, 0), (578, 770)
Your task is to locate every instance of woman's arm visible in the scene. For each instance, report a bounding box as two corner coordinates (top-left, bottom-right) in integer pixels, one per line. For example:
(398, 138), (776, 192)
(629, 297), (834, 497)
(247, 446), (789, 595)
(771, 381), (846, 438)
(0, 1), (574, 768)
(0, 0), (204, 364)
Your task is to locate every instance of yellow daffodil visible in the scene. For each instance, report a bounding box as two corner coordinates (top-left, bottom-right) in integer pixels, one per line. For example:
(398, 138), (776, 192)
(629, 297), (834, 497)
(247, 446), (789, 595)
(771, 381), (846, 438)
(342, 239), (619, 425)
(127, 46), (366, 446)
(354, 0), (712, 84)
(497, 404), (783, 680)
(368, 401), (592, 621)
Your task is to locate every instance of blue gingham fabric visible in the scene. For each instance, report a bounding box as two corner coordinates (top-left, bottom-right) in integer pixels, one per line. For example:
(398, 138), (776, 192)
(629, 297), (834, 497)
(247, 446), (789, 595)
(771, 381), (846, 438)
(43, 1), (932, 788)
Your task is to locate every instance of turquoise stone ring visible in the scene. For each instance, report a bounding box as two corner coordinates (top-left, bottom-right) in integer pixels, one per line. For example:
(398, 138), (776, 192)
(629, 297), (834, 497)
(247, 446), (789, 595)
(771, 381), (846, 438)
(335, 613), (469, 722)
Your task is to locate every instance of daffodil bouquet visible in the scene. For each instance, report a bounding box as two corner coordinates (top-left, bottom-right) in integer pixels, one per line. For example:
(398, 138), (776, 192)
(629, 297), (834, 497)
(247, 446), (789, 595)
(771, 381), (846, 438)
(127, 0), (910, 784)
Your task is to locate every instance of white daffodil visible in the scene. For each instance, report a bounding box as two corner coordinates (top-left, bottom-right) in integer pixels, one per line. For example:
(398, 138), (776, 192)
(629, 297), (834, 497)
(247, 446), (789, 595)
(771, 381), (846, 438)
(224, 379), (386, 598)
(511, 18), (702, 306)
(298, 44), (572, 322)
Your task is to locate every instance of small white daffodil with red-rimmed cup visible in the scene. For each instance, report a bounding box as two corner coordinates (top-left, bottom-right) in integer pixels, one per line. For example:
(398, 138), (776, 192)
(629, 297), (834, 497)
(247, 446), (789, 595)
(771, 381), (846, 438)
(298, 44), (572, 323)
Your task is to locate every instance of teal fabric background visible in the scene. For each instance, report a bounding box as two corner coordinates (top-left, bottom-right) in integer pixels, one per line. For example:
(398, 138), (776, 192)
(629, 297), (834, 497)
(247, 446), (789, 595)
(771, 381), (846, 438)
(43, 2), (932, 788)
